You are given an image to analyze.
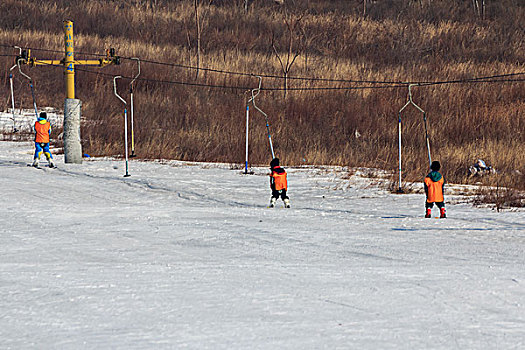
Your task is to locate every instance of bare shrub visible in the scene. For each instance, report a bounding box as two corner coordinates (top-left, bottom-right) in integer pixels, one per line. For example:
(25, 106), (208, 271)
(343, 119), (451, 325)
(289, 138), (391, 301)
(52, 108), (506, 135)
(474, 185), (525, 211)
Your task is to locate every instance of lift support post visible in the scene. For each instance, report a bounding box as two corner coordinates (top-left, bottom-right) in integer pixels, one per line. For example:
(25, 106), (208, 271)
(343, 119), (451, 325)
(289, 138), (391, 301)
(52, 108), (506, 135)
(17, 20), (120, 164)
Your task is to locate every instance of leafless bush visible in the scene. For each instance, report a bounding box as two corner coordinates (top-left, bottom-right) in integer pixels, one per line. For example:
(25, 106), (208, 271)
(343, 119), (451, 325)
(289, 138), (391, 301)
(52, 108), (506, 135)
(474, 186), (525, 211)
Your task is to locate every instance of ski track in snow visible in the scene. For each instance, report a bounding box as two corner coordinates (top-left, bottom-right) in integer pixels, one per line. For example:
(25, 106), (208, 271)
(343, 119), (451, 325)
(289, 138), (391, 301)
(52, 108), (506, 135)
(1, 141), (524, 349)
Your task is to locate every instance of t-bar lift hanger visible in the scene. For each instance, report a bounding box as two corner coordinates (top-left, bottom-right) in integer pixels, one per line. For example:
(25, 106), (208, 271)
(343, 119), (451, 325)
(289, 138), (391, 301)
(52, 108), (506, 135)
(129, 57), (140, 157)
(8, 46), (22, 132)
(249, 76), (275, 159)
(397, 83), (432, 193)
(113, 76), (131, 177)
(16, 50), (39, 120)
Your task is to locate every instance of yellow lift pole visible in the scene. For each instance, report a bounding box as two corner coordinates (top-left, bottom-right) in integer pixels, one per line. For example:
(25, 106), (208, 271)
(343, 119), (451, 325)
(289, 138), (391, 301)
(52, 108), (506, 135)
(16, 20), (120, 163)
(64, 20), (75, 99)
(22, 21), (120, 97)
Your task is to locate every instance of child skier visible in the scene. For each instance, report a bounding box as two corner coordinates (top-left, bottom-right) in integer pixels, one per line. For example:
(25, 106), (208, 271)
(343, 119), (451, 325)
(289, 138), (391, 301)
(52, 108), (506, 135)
(424, 160), (446, 218)
(32, 112), (55, 168)
(269, 158), (290, 208)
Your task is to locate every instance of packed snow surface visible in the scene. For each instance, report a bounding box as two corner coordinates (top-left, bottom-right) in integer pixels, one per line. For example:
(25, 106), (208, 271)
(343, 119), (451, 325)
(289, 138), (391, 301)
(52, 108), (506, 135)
(1, 141), (524, 349)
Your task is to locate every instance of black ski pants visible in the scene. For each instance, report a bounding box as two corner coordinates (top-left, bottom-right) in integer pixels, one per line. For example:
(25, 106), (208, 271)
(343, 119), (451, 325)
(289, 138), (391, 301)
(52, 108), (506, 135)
(272, 189), (289, 200)
(425, 201), (445, 209)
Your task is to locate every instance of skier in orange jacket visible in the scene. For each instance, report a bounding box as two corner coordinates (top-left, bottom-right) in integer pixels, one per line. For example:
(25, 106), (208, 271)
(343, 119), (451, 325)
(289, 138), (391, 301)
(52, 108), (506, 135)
(32, 112), (55, 168)
(269, 158), (290, 208)
(424, 161), (446, 218)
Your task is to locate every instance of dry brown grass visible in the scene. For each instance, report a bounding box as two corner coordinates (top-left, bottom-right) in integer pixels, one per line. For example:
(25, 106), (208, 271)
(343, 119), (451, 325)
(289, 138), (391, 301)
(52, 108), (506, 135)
(1, 0), (524, 195)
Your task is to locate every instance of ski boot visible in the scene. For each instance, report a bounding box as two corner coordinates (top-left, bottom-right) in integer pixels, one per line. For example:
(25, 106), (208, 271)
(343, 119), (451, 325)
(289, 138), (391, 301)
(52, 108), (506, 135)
(425, 208), (431, 218)
(48, 159), (56, 168)
(440, 208), (446, 218)
(32, 159), (39, 168)
(284, 198), (291, 208)
(269, 197), (277, 208)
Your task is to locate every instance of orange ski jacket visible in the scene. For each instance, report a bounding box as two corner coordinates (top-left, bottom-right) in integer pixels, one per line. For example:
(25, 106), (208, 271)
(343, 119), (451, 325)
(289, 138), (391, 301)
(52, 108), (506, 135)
(424, 171), (444, 203)
(34, 119), (51, 143)
(270, 166), (288, 191)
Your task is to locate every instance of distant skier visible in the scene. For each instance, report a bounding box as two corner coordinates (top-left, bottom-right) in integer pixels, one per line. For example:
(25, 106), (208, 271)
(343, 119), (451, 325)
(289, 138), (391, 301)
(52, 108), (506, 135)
(424, 160), (446, 218)
(269, 158), (290, 208)
(32, 112), (55, 168)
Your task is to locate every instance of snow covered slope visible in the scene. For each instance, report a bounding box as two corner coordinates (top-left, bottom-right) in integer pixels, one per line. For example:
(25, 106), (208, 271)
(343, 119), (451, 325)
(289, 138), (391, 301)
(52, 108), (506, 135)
(1, 141), (524, 349)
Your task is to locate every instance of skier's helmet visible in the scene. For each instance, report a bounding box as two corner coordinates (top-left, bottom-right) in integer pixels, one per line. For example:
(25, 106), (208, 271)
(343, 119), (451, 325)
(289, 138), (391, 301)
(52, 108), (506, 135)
(430, 161), (441, 171)
(39, 112), (47, 119)
(270, 158), (279, 169)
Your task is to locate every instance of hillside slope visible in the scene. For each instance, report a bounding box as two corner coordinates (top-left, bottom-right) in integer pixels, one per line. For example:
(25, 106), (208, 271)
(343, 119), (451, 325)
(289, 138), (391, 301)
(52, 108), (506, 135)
(1, 0), (524, 188)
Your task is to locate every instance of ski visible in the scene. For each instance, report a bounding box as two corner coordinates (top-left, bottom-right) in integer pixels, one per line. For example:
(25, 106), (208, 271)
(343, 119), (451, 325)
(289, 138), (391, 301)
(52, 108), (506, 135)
(27, 164), (56, 170)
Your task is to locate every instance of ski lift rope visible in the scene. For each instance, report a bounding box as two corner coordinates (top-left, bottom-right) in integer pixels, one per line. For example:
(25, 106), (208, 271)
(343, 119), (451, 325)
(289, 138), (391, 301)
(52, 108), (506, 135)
(4, 43), (523, 87)
(15, 56), (525, 92)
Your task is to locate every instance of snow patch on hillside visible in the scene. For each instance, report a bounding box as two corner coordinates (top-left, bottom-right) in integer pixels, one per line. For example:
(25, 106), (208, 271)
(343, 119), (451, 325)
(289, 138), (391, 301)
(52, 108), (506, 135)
(0, 108), (62, 134)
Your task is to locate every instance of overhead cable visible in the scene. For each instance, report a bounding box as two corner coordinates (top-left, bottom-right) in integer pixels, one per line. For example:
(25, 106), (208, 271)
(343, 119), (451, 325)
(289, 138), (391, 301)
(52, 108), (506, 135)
(5, 42), (524, 87)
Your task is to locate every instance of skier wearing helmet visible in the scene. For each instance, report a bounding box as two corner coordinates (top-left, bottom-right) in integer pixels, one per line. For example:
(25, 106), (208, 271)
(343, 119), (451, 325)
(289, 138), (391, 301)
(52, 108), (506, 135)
(424, 160), (446, 218)
(32, 112), (55, 168)
(269, 158), (290, 208)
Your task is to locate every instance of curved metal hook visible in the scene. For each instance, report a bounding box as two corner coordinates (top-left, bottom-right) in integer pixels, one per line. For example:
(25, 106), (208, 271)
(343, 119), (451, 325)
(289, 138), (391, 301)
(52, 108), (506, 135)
(248, 75), (262, 103)
(399, 83), (425, 114)
(130, 57), (141, 88)
(113, 76), (127, 105)
(249, 76), (267, 117)
(10, 46), (22, 71)
(17, 58), (32, 82)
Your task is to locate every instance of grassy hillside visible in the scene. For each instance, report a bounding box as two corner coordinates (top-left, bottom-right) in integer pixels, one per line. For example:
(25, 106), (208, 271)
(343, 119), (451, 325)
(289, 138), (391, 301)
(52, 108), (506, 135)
(1, 0), (524, 191)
